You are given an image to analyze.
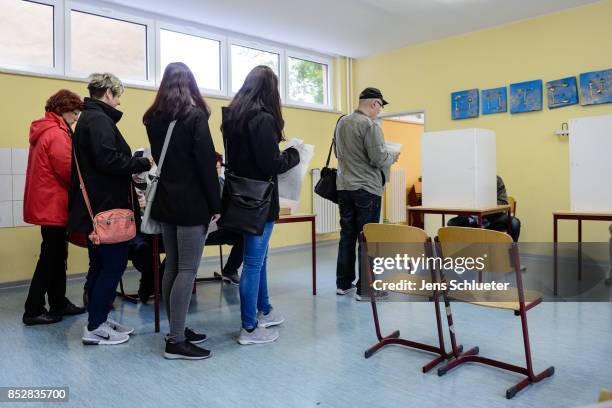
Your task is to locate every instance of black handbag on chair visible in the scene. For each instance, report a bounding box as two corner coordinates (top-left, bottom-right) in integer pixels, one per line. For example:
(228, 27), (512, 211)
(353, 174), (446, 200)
(314, 115), (345, 204)
(218, 135), (274, 236)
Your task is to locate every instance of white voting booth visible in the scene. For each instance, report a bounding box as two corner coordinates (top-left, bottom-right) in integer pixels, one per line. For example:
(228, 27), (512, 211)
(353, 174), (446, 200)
(421, 128), (497, 235)
(569, 115), (612, 213)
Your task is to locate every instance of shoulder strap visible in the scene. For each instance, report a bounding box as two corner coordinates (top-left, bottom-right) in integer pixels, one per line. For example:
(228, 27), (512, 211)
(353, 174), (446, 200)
(325, 115), (346, 167)
(154, 120), (177, 178)
(73, 150), (95, 223)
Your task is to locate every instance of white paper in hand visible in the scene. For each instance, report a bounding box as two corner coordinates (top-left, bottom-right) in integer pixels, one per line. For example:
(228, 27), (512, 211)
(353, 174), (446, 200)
(278, 138), (314, 213)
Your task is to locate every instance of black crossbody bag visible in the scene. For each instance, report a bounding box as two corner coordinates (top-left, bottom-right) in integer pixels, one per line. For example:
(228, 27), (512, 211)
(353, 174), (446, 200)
(314, 115), (345, 203)
(218, 134), (274, 236)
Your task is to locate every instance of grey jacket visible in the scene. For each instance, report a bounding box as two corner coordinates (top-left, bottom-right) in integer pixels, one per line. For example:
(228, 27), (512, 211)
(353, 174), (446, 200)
(334, 110), (394, 196)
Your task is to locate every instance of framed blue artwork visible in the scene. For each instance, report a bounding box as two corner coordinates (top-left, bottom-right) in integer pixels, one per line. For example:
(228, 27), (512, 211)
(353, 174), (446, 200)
(481, 87), (507, 115)
(546, 77), (578, 109)
(579, 69), (611, 106)
(510, 80), (542, 113)
(451, 89), (479, 120)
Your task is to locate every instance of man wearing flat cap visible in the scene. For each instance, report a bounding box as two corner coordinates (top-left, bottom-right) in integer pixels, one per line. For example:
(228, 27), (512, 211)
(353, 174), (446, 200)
(334, 87), (399, 301)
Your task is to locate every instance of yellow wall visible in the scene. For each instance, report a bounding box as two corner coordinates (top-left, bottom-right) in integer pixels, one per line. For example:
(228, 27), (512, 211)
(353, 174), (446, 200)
(0, 57), (347, 283)
(381, 120), (423, 189)
(354, 0), (612, 242)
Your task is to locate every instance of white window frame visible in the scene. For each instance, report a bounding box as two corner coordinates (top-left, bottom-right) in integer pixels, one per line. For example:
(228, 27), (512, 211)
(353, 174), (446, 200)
(228, 38), (284, 99)
(65, 1), (155, 86)
(285, 50), (333, 110)
(155, 21), (227, 98)
(0, 0), (63, 77)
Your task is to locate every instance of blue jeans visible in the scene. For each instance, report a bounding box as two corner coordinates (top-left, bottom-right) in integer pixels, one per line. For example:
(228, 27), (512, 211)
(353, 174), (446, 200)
(240, 221), (274, 329)
(336, 189), (382, 292)
(86, 240), (129, 330)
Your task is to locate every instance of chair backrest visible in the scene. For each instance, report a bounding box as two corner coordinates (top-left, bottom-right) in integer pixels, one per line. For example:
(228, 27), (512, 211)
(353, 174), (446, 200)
(363, 223), (430, 258)
(436, 226), (514, 273)
(508, 196), (517, 216)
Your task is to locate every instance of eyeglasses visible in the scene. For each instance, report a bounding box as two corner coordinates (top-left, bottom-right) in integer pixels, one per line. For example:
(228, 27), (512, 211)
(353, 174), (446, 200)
(374, 100), (384, 109)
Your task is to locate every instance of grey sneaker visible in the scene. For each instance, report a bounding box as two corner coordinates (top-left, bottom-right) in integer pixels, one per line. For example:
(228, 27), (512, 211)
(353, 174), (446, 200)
(355, 290), (389, 302)
(237, 326), (279, 345)
(257, 310), (284, 328)
(336, 284), (356, 295)
(82, 324), (129, 345)
(106, 317), (134, 335)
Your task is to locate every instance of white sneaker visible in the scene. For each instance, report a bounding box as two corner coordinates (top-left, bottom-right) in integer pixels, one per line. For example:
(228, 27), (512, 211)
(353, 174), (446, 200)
(82, 324), (129, 345)
(237, 326), (279, 345)
(257, 310), (284, 328)
(106, 318), (134, 335)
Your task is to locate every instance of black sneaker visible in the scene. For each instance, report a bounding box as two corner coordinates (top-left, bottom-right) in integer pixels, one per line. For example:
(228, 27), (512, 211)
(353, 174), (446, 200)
(23, 313), (63, 326)
(164, 341), (211, 360)
(221, 273), (240, 286)
(185, 327), (207, 344)
(50, 301), (86, 316)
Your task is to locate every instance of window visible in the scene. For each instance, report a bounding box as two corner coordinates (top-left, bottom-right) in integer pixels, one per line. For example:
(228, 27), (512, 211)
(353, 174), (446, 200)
(230, 44), (279, 93)
(159, 29), (222, 91)
(69, 10), (148, 81)
(0, 0), (54, 69)
(287, 56), (329, 106)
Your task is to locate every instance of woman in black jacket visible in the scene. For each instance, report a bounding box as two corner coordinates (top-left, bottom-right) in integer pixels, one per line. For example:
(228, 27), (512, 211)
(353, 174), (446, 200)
(221, 65), (300, 345)
(144, 62), (221, 360)
(68, 73), (151, 346)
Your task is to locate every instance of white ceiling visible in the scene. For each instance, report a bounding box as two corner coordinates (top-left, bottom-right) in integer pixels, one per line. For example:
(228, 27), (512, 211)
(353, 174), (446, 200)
(106, 0), (601, 58)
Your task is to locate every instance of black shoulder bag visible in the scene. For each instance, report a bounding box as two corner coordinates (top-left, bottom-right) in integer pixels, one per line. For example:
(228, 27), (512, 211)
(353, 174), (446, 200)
(314, 115), (345, 204)
(218, 133), (274, 236)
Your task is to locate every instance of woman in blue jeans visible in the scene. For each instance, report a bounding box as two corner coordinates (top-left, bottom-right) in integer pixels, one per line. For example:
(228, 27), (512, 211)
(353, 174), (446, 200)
(221, 66), (300, 345)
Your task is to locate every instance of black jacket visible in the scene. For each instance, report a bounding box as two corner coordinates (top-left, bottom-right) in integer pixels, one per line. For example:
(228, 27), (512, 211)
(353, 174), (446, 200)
(68, 98), (151, 233)
(221, 107), (300, 222)
(145, 108), (221, 226)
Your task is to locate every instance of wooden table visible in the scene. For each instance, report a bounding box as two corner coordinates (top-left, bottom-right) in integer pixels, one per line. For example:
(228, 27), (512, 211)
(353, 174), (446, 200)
(152, 213), (317, 332)
(552, 211), (612, 296)
(406, 205), (512, 232)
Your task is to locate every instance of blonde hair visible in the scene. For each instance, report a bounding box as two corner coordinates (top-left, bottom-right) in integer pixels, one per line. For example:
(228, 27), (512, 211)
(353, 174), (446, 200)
(87, 73), (124, 99)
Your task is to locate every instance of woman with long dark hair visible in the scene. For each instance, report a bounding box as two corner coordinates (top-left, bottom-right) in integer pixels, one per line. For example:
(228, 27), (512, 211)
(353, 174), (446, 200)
(144, 62), (220, 360)
(221, 65), (300, 345)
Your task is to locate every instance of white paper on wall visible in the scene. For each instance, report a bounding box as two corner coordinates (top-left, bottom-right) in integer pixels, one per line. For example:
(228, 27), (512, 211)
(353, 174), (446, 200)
(12, 174), (26, 202)
(12, 201), (30, 227)
(0, 148), (11, 175)
(422, 128), (496, 209)
(0, 175), (12, 202)
(11, 148), (28, 175)
(0, 201), (13, 228)
(569, 114), (612, 212)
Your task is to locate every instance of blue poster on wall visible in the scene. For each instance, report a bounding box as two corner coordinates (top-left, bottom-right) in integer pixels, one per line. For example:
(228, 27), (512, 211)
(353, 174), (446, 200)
(546, 77), (578, 109)
(579, 69), (611, 106)
(481, 87), (507, 115)
(451, 89), (479, 120)
(510, 80), (543, 113)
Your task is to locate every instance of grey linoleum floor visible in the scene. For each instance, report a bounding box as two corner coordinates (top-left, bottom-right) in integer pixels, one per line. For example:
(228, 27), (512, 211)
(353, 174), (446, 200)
(0, 243), (610, 408)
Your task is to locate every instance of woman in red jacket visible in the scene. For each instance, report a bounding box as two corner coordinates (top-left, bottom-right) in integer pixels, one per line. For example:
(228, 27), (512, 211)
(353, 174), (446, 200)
(23, 90), (86, 326)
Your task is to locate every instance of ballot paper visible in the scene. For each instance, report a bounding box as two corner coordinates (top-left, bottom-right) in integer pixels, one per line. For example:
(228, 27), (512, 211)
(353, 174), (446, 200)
(278, 138), (314, 214)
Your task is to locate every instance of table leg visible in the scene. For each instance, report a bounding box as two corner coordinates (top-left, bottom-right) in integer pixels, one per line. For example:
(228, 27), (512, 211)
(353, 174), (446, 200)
(153, 235), (160, 333)
(578, 220), (582, 281)
(553, 216), (558, 296)
(312, 218), (317, 296)
(442, 214), (445, 228)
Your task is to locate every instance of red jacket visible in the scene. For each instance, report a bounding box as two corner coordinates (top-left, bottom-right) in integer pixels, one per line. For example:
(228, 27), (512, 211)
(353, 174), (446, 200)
(23, 112), (72, 226)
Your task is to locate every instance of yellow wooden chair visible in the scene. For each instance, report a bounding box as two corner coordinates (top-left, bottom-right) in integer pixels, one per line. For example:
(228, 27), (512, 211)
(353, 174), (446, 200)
(435, 226), (554, 399)
(361, 224), (460, 372)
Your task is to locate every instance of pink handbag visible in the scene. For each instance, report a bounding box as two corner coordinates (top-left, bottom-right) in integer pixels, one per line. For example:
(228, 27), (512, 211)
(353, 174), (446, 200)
(74, 152), (136, 245)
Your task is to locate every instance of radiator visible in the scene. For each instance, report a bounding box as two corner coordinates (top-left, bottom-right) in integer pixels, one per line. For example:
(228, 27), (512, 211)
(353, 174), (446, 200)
(385, 168), (406, 223)
(311, 168), (339, 233)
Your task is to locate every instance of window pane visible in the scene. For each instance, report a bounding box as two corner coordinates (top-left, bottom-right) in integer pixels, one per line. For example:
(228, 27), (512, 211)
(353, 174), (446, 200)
(0, 0), (54, 68)
(159, 29), (220, 90)
(288, 57), (327, 105)
(231, 45), (279, 93)
(70, 11), (147, 81)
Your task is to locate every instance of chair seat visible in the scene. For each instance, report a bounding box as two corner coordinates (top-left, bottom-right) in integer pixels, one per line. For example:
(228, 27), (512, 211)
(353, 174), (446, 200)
(448, 288), (543, 311)
(377, 273), (435, 297)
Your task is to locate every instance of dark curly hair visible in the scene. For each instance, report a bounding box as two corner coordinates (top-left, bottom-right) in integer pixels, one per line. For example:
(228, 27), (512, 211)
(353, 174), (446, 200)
(44, 89), (84, 115)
